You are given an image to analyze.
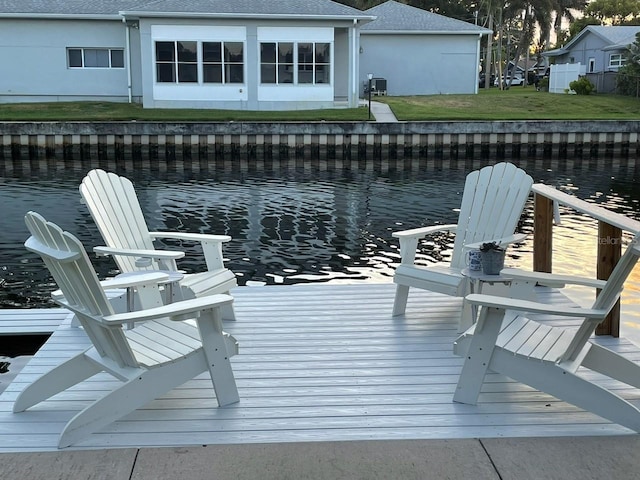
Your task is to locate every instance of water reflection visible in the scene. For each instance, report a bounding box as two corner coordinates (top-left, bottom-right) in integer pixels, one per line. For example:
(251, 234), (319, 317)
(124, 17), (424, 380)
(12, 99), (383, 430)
(1, 162), (639, 337)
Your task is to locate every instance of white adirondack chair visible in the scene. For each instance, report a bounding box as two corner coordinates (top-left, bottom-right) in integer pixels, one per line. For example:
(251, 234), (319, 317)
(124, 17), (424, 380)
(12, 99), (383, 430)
(17, 212), (240, 448)
(80, 169), (237, 320)
(392, 162), (533, 328)
(453, 234), (640, 432)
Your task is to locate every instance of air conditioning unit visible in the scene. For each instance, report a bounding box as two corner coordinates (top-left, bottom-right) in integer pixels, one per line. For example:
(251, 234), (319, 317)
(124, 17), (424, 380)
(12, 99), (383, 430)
(364, 78), (387, 96)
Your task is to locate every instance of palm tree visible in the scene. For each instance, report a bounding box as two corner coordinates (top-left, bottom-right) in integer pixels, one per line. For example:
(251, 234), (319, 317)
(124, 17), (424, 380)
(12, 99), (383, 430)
(547, 0), (586, 49)
(500, 0), (553, 88)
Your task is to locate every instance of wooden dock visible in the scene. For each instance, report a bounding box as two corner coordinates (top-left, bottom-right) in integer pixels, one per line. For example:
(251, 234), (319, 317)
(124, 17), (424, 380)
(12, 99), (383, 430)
(0, 283), (639, 452)
(0, 309), (72, 335)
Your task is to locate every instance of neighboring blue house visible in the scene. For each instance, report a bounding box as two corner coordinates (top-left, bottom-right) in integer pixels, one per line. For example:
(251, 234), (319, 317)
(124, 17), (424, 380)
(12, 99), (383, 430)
(360, 1), (491, 95)
(543, 25), (640, 74)
(0, 0), (491, 109)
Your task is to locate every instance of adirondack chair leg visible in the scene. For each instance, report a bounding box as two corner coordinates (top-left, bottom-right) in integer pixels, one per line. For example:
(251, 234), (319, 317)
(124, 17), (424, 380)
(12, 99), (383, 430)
(493, 349), (640, 432)
(58, 352), (208, 448)
(70, 315), (81, 328)
(13, 353), (102, 413)
(196, 309), (240, 406)
(220, 302), (236, 322)
(453, 307), (503, 405)
(458, 300), (475, 333)
(457, 281), (473, 333)
(582, 343), (640, 389)
(392, 285), (410, 316)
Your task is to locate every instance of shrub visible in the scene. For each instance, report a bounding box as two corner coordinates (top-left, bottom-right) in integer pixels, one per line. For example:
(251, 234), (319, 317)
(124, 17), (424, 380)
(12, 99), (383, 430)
(569, 76), (595, 95)
(616, 67), (640, 96)
(538, 77), (549, 92)
(616, 32), (640, 96)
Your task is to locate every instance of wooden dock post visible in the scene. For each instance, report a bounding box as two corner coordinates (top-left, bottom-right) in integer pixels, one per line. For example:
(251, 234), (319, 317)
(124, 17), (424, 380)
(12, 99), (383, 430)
(531, 183), (640, 337)
(596, 221), (622, 337)
(533, 193), (553, 274)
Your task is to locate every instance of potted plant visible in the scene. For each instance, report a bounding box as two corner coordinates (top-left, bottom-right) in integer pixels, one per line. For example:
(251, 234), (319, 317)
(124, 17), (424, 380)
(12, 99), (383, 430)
(479, 241), (505, 275)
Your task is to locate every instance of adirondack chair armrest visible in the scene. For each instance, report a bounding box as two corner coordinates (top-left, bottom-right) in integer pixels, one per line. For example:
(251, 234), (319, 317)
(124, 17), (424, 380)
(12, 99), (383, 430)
(500, 268), (608, 289)
(149, 232), (232, 272)
(99, 272), (171, 290)
(94, 246), (185, 262)
(149, 232), (232, 244)
(465, 293), (608, 319)
(464, 233), (528, 251)
(103, 294), (234, 325)
(392, 224), (457, 240)
(392, 224), (458, 266)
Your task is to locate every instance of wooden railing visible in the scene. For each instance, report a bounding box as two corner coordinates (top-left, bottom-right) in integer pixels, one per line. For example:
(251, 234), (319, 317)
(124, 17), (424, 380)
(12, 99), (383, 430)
(531, 183), (640, 337)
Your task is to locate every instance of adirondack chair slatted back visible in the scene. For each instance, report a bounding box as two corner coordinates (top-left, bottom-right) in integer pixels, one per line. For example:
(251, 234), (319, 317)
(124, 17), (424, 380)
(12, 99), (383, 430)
(560, 235), (640, 363)
(450, 163), (533, 269)
(80, 169), (156, 273)
(24, 212), (138, 367)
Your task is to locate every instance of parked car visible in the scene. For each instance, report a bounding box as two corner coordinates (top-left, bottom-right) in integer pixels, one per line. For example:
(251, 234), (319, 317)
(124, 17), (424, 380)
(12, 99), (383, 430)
(494, 73), (525, 87)
(478, 73), (495, 88)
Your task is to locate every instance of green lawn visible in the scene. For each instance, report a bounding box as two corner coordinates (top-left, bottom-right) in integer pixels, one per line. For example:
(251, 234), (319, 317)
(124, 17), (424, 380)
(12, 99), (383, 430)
(0, 101), (369, 121)
(377, 87), (640, 121)
(0, 88), (639, 121)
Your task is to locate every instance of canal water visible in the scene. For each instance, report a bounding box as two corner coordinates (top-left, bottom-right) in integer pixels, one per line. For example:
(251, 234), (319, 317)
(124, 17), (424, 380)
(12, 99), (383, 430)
(1, 160), (640, 338)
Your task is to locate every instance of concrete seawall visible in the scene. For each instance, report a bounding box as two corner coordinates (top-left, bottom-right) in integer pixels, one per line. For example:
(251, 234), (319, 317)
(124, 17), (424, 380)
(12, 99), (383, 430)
(1, 121), (639, 171)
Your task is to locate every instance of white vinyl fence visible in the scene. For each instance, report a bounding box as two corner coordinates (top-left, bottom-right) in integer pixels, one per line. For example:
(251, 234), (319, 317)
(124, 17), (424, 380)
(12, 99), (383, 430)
(549, 63), (583, 93)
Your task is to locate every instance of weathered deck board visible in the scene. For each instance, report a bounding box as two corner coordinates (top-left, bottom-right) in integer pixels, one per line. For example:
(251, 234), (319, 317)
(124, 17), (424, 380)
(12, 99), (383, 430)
(0, 283), (638, 452)
(0, 309), (72, 335)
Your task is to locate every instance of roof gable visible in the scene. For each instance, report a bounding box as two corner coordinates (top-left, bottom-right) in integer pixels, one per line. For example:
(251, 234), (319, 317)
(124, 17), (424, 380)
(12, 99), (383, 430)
(559, 25), (640, 53)
(362, 0), (490, 34)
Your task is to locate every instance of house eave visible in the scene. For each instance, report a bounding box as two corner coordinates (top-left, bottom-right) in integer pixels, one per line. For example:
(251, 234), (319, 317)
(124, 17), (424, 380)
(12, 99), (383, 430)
(0, 13), (122, 21)
(361, 29), (492, 35)
(602, 44), (630, 51)
(541, 48), (567, 57)
(120, 11), (376, 24)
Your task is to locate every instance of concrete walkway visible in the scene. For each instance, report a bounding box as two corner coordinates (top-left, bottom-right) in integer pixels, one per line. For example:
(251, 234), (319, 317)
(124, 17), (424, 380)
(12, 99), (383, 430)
(2, 436), (639, 479)
(360, 99), (398, 122)
(369, 100), (398, 122)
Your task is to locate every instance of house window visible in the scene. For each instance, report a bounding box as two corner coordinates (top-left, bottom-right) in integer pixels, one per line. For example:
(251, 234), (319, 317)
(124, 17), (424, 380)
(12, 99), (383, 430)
(155, 41), (197, 83)
(260, 42), (294, 84)
(156, 42), (176, 82)
(177, 41), (198, 83)
(588, 58), (595, 73)
(261, 42), (330, 85)
(67, 48), (124, 68)
(156, 41), (244, 84)
(610, 54), (626, 68)
(298, 43), (330, 84)
(314, 43), (330, 84)
(203, 42), (244, 84)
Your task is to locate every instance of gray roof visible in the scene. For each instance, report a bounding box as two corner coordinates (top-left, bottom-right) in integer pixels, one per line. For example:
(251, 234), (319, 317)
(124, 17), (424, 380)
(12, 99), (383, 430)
(0, 0), (369, 18)
(123, 0), (367, 17)
(0, 1), (141, 15)
(588, 25), (640, 46)
(544, 25), (640, 56)
(361, 0), (490, 34)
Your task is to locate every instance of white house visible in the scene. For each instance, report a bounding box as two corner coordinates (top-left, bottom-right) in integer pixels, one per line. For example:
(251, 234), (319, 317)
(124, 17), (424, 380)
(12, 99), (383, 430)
(0, 0), (374, 110)
(360, 1), (491, 95)
(0, 0), (490, 109)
